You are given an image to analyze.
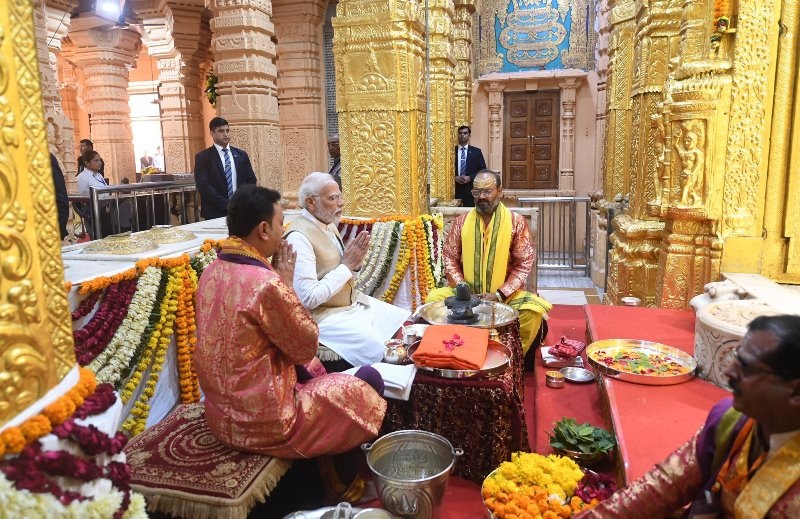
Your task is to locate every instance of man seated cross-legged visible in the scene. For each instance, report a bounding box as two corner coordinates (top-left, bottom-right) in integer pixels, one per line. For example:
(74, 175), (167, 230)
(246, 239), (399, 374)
(284, 172), (410, 370)
(426, 170), (552, 361)
(194, 185), (386, 458)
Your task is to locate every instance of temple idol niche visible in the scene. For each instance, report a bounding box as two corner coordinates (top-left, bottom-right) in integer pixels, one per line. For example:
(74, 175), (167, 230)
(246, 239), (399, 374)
(674, 120), (705, 208)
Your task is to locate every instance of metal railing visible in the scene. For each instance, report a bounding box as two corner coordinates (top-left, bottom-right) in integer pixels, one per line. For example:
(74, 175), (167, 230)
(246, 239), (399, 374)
(82, 179), (199, 240)
(517, 196), (591, 274)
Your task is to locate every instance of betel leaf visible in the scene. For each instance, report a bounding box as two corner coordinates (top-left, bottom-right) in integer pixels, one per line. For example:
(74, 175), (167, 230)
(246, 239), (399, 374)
(549, 417), (617, 455)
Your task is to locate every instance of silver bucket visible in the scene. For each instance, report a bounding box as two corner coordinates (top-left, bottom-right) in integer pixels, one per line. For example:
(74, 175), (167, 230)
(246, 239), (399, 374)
(361, 430), (463, 519)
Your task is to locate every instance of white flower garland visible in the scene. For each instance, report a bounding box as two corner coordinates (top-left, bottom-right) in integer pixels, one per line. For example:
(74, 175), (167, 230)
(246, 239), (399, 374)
(431, 214), (444, 286)
(88, 266), (163, 385)
(0, 473), (147, 519)
(192, 247), (217, 272)
(371, 221), (403, 296)
(356, 221), (391, 292)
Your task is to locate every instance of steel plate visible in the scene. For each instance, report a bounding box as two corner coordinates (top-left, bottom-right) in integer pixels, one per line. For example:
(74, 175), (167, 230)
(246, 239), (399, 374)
(586, 339), (697, 386)
(415, 300), (518, 329)
(408, 340), (510, 379)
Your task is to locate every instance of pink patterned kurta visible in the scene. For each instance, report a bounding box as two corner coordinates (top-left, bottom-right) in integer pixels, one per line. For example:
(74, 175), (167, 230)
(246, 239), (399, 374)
(444, 210), (534, 298)
(194, 259), (387, 458)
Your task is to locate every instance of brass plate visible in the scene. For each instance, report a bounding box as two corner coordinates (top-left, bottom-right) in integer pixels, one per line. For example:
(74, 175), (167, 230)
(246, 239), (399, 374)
(81, 232), (158, 255)
(415, 300), (518, 329)
(586, 339), (697, 386)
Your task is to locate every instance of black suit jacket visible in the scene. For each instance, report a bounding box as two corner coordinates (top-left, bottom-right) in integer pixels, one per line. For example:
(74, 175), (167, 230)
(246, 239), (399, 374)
(453, 145), (487, 207)
(194, 145), (257, 219)
(50, 153), (69, 239)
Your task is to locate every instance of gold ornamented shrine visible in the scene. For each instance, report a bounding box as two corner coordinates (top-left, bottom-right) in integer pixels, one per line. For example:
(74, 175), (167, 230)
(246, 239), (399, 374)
(602, 0), (800, 308)
(0, 0), (74, 427)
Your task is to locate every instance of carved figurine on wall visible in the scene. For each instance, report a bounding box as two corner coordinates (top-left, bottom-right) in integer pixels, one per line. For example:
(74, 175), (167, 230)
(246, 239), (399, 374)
(675, 121), (706, 207)
(649, 104), (667, 205)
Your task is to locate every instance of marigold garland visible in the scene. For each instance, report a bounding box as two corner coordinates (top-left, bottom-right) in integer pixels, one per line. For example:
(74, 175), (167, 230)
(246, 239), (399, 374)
(176, 262), (200, 403)
(382, 220), (414, 304)
(0, 368), (96, 458)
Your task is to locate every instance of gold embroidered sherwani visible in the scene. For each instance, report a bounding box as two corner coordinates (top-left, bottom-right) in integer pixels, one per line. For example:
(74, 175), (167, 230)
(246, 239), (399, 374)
(195, 258), (387, 458)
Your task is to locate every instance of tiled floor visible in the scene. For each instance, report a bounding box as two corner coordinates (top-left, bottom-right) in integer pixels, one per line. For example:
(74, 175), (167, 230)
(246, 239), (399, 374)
(538, 271), (603, 305)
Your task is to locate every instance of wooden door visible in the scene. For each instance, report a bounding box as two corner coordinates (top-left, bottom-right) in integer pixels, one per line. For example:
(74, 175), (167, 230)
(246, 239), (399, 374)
(503, 91), (560, 190)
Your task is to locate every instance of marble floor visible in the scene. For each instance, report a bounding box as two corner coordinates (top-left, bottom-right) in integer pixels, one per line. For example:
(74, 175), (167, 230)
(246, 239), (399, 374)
(538, 270), (603, 305)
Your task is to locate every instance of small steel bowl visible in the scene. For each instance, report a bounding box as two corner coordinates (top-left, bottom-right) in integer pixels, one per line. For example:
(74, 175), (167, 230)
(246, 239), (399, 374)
(560, 367), (596, 383)
(545, 370), (565, 388)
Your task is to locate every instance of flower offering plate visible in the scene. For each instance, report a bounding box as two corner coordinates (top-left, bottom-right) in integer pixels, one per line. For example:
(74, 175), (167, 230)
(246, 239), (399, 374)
(586, 339), (697, 386)
(415, 301), (518, 329)
(408, 339), (510, 379)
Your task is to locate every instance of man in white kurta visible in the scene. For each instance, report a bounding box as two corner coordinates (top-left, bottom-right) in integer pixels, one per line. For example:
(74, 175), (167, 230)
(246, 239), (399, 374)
(284, 172), (410, 367)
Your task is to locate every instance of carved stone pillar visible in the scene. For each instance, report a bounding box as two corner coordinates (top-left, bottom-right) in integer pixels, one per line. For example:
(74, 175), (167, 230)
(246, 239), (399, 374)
(427, 0), (456, 202)
(35, 1), (77, 189)
(210, 0), (281, 188)
(559, 78), (578, 193)
(68, 16), (141, 184)
(273, 0), (326, 202)
(141, 5), (210, 174)
(485, 81), (505, 170)
(57, 56), (82, 168)
(452, 0), (475, 127)
(333, 0), (428, 216)
(0, 0), (75, 427)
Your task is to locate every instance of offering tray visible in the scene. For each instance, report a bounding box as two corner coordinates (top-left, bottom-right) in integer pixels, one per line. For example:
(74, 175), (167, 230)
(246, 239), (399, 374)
(80, 232), (157, 255)
(140, 225), (196, 244)
(586, 339), (697, 386)
(415, 300), (518, 329)
(408, 339), (510, 379)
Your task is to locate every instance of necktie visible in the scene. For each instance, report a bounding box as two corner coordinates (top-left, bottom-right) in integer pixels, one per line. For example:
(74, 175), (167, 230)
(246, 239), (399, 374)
(459, 147), (467, 176)
(222, 148), (233, 197)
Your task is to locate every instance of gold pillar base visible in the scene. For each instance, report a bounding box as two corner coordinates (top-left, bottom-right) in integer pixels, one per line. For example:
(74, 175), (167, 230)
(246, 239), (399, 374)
(605, 215), (664, 307)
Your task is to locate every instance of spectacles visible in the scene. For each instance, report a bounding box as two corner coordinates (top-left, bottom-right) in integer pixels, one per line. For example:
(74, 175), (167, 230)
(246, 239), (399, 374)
(312, 193), (342, 202)
(471, 189), (495, 198)
(733, 348), (779, 378)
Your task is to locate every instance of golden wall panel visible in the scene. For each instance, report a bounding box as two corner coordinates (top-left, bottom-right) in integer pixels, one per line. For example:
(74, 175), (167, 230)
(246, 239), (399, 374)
(427, 0), (456, 202)
(0, 0), (75, 427)
(334, 0), (428, 216)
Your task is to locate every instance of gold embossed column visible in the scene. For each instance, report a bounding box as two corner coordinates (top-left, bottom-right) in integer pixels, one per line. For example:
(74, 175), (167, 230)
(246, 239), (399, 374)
(427, 0), (456, 202)
(601, 0), (637, 305)
(273, 0), (327, 202)
(68, 16), (141, 184)
(0, 0), (75, 427)
(333, 0), (428, 216)
(452, 0), (475, 126)
(210, 0), (281, 188)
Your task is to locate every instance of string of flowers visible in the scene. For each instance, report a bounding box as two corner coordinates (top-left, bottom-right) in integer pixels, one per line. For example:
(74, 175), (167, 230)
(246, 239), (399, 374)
(121, 264), (182, 436)
(355, 221), (389, 293)
(191, 239), (219, 275)
(77, 267), (138, 296)
(369, 221), (403, 297)
(176, 259), (200, 403)
(89, 266), (164, 385)
(710, 0), (732, 47)
(408, 223), (419, 310)
(422, 213), (445, 286)
(0, 368), (96, 458)
(74, 279), (139, 366)
(382, 220), (414, 304)
(71, 289), (103, 321)
(414, 220), (436, 303)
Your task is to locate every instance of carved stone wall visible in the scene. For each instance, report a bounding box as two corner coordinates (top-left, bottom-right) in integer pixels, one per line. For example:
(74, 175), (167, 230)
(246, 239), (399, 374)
(0, 0), (75, 427)
(273, 0), (327, 203)
(333, 0), (428, 216)
(209, 0), (281, 189)
(68, 16), (141, 184)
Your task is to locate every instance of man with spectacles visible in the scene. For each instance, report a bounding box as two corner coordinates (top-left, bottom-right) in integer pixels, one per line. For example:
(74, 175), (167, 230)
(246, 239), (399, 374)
(284, 172), (410, 370)
(453, 125), (486, 207)
(194, 117), (257, 220)
(426, 170), (551, 361)
(579, 314), (800, 518)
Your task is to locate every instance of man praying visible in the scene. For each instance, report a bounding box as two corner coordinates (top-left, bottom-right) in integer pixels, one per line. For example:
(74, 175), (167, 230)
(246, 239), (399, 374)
(194, 185), (386, 458)
(284, 172), (410, 368)
(426, 170), (551, 359)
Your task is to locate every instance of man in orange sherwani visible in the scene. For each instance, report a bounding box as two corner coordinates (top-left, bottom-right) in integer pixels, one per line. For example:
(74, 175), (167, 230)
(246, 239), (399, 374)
(194, 185), (387, 458)
(578, 315), (800, 518)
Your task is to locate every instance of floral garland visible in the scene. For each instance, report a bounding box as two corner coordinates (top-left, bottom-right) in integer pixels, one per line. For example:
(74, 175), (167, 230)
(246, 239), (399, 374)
(191, 239), (219, 275)
(77, 267), (138, 296)
(89, 266), (164, 386)
(176, 260), (200, 403)
(121, 263), (182, 436)
(71, 289), (103, 321)
(0, 368), (96, 458)
(74, 279), (139, 366)
(370, 221), (403, 297)
(355, 221), (389, 293)
(422, 213), (445, 286)
(382, 220), (413, 304)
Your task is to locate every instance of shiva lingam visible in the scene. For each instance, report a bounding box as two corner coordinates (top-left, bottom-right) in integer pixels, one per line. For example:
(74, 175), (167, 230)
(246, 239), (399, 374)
(443, 282), (481, 325)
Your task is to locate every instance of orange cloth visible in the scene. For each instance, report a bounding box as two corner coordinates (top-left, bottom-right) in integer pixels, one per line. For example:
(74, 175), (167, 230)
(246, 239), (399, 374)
(413, 324), (489, 370)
